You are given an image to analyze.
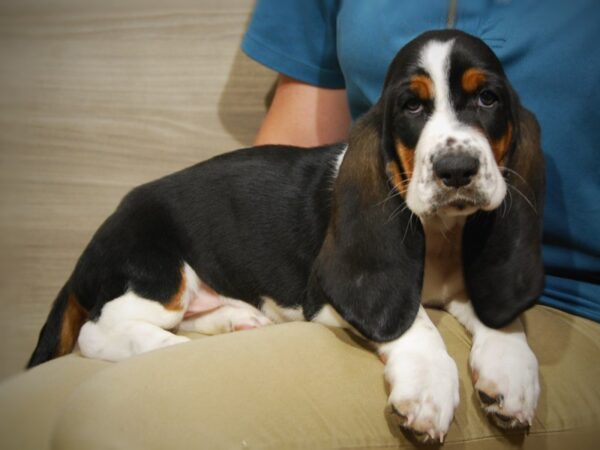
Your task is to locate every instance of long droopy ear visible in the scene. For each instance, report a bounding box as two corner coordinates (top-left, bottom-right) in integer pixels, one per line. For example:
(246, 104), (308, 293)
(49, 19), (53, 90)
(306, 106), (425, 343)
(463, 106), (545, 328)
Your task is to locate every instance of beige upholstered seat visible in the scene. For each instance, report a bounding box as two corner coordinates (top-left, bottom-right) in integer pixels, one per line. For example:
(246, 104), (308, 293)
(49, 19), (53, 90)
(1, 306), (599, 449)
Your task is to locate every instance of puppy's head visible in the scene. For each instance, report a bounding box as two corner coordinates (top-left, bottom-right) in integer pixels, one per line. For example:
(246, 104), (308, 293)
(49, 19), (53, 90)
(310, 30), (544, 340)
(380, 30), (517, 217)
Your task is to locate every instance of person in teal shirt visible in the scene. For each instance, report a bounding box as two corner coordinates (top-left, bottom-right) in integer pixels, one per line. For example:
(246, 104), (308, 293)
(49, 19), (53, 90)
(241, 0), (600, 323)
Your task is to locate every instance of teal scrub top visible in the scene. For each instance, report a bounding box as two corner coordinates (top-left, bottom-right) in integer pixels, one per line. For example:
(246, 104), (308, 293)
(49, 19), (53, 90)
(242, 0), (600, 323)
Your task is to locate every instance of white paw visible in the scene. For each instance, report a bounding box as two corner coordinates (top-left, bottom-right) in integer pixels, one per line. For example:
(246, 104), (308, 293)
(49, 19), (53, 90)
(470, 334), (539, 428)
(79, 321), (191, 362)
(180, 303), (273, 335)
(386, 350), (459, 443)
(229, 307), (273, 331)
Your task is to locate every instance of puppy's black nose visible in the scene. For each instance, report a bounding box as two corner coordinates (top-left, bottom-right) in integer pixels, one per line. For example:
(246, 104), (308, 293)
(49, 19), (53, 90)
(433, 154), (480, 188)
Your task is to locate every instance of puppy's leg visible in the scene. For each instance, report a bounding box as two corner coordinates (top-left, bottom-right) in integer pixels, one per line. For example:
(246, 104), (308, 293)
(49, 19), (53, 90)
(78, 292), (190, 362)
(446, 299), (539, 429)
(378, 306), (459, 444)
(77, 262), (206, 362)
(180, 298), (272, 334)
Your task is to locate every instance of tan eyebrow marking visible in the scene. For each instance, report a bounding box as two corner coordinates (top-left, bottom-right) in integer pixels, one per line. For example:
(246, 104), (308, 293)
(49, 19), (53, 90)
(410, 74), (434, 100)
(462, 68), (487, 93)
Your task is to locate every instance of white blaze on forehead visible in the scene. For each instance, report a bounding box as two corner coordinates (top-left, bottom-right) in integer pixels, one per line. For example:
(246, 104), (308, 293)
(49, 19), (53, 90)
(418, 39), (455, 118)
(405, 39), (457, 215)
(405, 38), (507, 216)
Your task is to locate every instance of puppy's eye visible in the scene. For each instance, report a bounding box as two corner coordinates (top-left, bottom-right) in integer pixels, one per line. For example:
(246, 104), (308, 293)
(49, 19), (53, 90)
(478, 90), (498, 108)
(404, 99), (424, 115)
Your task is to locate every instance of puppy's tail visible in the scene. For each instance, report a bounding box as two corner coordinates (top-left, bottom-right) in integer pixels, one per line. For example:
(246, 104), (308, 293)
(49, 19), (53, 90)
(26, 282), (88, 369)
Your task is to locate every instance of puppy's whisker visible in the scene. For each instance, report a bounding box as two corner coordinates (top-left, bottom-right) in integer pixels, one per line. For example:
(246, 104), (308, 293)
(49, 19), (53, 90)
(400, 212), (416, 245)
(500, 167), (530, 189)
(506, 188), (514, 217)
(387, 204), (408, 223)
(377, 191), (401, 207)
(377, 183), (411, 207)
(401, 217), (411, 244)
(500, 193), (508, 218)
(506, 183), (537, 215)
(386, 203), (411, 224)
(501, 167), (537, 203)
(409, 212), (417, 234)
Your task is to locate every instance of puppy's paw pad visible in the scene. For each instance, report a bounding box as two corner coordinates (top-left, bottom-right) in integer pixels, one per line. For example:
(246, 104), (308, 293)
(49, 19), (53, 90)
(387, 352), (459, 444)
(477, 389), (503, 406)
(471, 337), (539, 430)
(391, 403), (447, 444)
(489, 412), (531, 430)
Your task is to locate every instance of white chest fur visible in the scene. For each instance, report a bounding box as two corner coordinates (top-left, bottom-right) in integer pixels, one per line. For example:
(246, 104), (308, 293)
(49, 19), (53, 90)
(420, 214), (468, 307)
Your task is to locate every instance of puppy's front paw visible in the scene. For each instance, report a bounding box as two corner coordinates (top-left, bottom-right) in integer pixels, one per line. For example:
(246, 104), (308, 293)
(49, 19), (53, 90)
(470, 335), (539, 429)
(386, 351), (459, 444)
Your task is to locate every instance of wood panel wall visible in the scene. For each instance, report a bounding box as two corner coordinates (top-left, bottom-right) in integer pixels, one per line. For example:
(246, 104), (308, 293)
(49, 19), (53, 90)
(0, 0), (274, 379)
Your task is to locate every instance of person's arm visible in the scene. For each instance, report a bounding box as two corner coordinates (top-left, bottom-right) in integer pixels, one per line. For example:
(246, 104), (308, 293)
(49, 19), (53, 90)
(254, 75), (352, 147)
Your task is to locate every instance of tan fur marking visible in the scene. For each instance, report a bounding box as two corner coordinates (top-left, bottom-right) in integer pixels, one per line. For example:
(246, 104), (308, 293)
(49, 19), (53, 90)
(164, 271), (187, 311)
(57, 294), (88, 357)
(462, 68), (487, 93)
(410, 74), (434, 100)
(386, 161), (405, 195)
(384, 140), (415, 196)
(492, 122), (513, 164)
(397, 143), (415, 181)
(391, 139), (415, 192)
(379, 352), (388, 364)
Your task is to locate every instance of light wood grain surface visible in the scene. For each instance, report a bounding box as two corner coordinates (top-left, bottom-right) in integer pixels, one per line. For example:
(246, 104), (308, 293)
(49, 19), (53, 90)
(0, 0), (274, 379)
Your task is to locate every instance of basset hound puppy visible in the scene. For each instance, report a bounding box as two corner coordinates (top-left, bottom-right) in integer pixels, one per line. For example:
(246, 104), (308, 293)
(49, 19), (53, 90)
(28, 30), (544, 443)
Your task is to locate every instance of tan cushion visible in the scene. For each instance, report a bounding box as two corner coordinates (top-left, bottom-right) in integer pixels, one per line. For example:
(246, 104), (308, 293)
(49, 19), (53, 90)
(1, 306), (599, 449)
(0, 355), (110, 450)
